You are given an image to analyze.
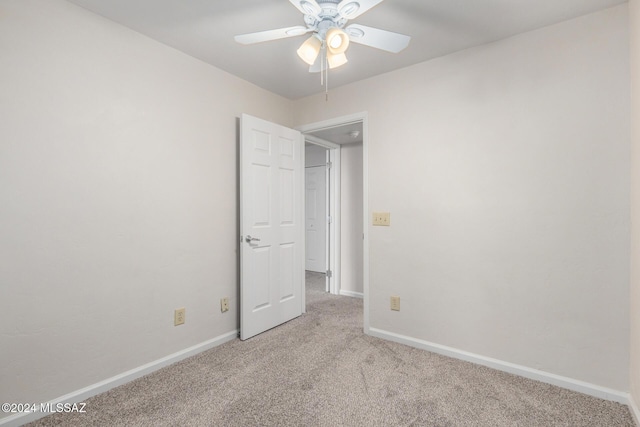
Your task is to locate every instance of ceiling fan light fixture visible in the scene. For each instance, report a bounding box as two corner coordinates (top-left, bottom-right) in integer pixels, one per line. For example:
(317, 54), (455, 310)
(326, 27), (350, 55)
(297, 35), (322, 65)
(327, 52), (348, 69)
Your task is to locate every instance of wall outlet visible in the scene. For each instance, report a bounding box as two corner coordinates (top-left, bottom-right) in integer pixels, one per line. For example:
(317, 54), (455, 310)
(373, 212), (391, 226)
(174, 307), (185, 326)
(390, 296), (400, 311)
(221, 297), (229, 313)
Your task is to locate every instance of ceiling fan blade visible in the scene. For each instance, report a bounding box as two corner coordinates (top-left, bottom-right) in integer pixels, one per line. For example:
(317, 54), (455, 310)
(345, 24), (410, 53)
(337, 0), (384, 20)
(289, 0), (322, 17)
(235, 26), (311, 45)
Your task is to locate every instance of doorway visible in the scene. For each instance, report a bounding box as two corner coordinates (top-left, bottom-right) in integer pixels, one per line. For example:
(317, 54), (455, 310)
(300, 112), (368, 331)
(304, 139), (336, 294)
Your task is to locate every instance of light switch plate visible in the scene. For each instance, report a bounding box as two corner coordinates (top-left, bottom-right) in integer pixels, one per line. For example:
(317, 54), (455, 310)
(373, 212), (390, 226)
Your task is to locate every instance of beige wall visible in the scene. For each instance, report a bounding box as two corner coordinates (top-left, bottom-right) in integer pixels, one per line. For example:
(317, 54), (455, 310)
(630, 0), (640, 420)
(294, 5), (630, 391)
(0, 0), (292, 415)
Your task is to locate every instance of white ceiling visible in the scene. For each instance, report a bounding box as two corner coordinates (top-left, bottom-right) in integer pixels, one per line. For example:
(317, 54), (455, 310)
(308, 122), (363, 145)
(67, 0), (627, 100)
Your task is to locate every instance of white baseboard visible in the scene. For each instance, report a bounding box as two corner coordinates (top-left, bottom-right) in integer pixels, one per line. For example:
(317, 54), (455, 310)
(0, 330), (238, 427)
(339, 289), (363, 299)
(630, 394), (640, 426)
(368, 327), (630, 405)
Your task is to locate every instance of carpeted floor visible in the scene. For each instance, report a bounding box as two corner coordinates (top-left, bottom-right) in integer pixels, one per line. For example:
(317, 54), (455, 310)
(28, 271), (634, 426)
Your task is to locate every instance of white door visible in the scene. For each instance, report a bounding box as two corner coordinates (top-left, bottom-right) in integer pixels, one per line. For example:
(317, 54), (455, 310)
(240, 114), (304, 340)
(305, 166), (327, 273)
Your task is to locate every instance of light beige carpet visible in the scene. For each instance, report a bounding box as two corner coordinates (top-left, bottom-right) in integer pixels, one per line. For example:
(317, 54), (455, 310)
(28, 272), (634, 426)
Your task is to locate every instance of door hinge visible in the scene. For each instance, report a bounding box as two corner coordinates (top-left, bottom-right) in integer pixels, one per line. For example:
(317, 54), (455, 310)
(326, 161), (332, 170)
(326, 270), (332, 278)
(327, 215), (332, 224)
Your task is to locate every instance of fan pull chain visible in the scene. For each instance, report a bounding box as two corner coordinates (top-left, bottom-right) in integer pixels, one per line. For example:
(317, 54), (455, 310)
(325, 55), (329, 101)
(320, 45), (325, 86)
(317, 44), (329, 101)
(318, 48), (329, 101)
(320, 53), (324, 86)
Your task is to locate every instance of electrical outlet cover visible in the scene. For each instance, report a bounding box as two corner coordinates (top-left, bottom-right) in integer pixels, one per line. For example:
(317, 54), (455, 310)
(221, 298), (229, 313)
(174, 308), (185, 325)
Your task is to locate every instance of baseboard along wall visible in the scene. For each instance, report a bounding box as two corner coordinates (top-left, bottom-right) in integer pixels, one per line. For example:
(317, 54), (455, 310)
(339, 290), (363, 299)
(367, 327), (632, 407)
(0, 330), (239, 427)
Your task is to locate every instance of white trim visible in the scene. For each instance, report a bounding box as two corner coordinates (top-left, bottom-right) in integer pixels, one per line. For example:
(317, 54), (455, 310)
(0, 330), (238, 427)
(368, 327), (630, 404)
(630, 394), (640, 426)
(325, 147), (331, 293)
(362, 115), (369, 333)
(329, 147), (341, 295)
(304, 134), (339, 150)
(298, 115), (365, 133)
(300, 135), (307, 314)
(339, 290), (364, 299)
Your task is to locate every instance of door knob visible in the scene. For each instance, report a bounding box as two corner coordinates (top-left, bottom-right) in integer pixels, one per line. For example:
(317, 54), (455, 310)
(245, 235), (261, 243)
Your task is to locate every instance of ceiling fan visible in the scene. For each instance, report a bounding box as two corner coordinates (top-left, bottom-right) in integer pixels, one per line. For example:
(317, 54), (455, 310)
(234, 0), (411, 73)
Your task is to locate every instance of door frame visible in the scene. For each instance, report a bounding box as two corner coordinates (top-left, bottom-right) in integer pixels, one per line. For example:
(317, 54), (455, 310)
(297, 112), (369, 333)
(304, 134), (341, 295)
